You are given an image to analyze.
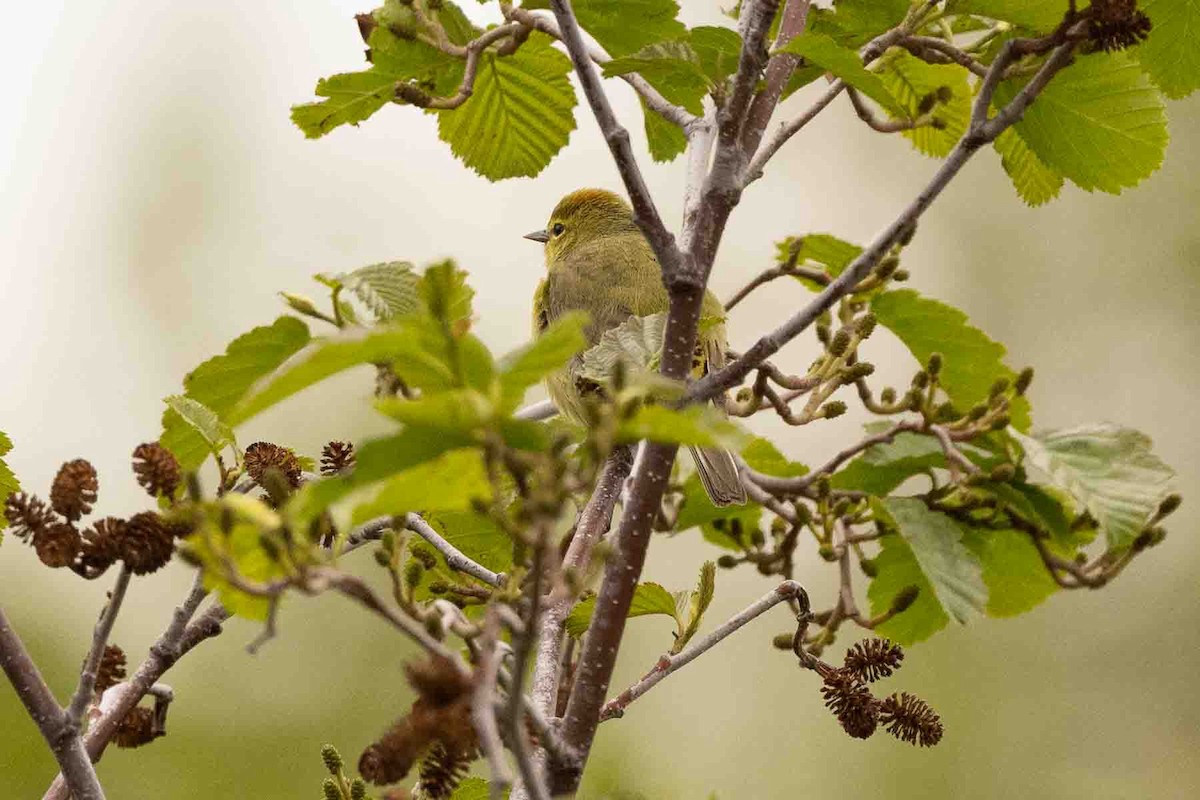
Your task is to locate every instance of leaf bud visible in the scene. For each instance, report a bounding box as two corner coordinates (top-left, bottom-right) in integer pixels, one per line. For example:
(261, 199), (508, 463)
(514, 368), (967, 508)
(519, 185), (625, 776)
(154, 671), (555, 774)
(1147, 526), (1168, 547)
(816, 322), (832, 346)
(880, 387), (897, 405)
(821, 401), (847, 419)
(859, 557), (878, 578)
(968, 403), (988, 421)
(816, 477), (831, 499)
(428, 581), (449, 594)
(1015, 366), (1034, 395)
(926, 352), (943, 377)
(930, 117), (948, 130)
(1157, 493), (1182, 519)
(424, 613), (444, 638)
(911, 372), (929, 390)
(411, 545), (438, 570)
(829, 329), (852, 357)
(832, 498), (851, 517)
(323, 778), (341, 800)
(470, 497), (491, 516)
(403, 560), (424, 588)
(989, 463), (1017, 483)
(818, 543), (837, 562)
(770, 516), (788, 537)
(321, 744), (343, 775)
(989, 378), (1011, 400)
(736, 387), (753, 404)
(892, 269), (910, 281)
(898, 220), (918, 246)
(843, 362), (875, 383)
(917, 92), (938, 115)
(279, 292), (324, 319)
(855, 313), (878, 339)
(717, 554), (740, 569)
(350, 778), (368, 800)
(792, 502), (812, 525)
(875, 255), (900, 280)
(935, 85), (954, 103)
(772, 633), (795, 650)
(934, 402), (957, 422)
(989, 414), (1011, 431)
(890, 585), (920, 614)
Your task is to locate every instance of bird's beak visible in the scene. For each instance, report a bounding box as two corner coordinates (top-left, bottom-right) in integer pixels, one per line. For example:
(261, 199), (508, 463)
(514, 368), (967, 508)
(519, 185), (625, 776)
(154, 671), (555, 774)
(524, 229), (550, 243)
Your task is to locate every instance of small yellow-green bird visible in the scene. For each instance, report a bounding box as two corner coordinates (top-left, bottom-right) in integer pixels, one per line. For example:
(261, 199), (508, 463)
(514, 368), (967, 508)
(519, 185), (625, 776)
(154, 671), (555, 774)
(526, 188), (747, 507)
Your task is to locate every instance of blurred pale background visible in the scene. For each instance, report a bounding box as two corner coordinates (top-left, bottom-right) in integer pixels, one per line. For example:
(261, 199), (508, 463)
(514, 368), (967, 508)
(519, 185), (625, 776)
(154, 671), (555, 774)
(2, 2), (1197, 798)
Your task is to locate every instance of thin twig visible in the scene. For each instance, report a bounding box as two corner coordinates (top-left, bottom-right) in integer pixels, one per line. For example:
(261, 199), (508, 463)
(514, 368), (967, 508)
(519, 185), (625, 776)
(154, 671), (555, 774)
(472, 608), (513, 800)
(507, 542), (550, 800)
(66, 565), (132, 730)
(405, 513), (505, 587)
(599, 582), (806, 721)
(746, 421), (921, 494)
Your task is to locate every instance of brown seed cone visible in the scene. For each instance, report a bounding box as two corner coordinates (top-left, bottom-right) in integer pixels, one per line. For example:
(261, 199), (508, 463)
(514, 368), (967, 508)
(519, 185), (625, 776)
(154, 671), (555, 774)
(50, 459), (99, 522)
(35, 523), (82, 568)
(243, 442), (302, 489)
(118, 512), (175, 575)
(414, 742), (474, 800)
(95, 645), (128, 694)
(113, 706), (159, 749)
(1088, 0), (1152, 51)
(842, 638), (905, 683)
(821, 670), (879, 740)
(359, 715), (429, 786)
(320, 441), (356, 476)
(4, 493), (57, 542)
(879, 692), (943, 747)
(132, 442), (181, 498)
(404, 655), (473, 708)
(76, 517), (125, 578)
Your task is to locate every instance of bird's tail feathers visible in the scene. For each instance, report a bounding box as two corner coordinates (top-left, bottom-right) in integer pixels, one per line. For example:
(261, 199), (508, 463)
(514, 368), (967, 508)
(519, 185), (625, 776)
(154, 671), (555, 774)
(688, 445), (747, 507)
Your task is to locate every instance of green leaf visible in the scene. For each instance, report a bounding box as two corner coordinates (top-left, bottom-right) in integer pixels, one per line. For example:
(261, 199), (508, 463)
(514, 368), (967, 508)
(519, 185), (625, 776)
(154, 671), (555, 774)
(376, 391), (493, 435)
(671, 560), (716, 654)
(992, 126), (1064, 207)
(976, 480), (1079, 555)
(810, 0), (910, 46)
(160, 317), (311, 471)
(994, 52), (1168, 194)
(960, 526), (1059, 617)
(0, 431), (19, 539)
(689, 26), (742, 85)
(616, 405), (745, 449)
(449, 777), (504, 800)
(332, 261), (421, 322)
(779, 32), (903, 115)
(868, 498), (987, 645)
(164, 396), (235, 456)
(948, 0), (1067, 31)
(871, 289), (1031, 430)
(350, 448), (492, 525)
(878, 51), (972, 158)
(743, 437), (809, 479)
(641, 97), (688, 162)
(423, 510), (513, 579)
(1137, 0), (1200, 99)
(184, 498), (288, 621)
(578, 313), (666, 385)
(418, 260), (475, 327)
(1010, 424), (1174, 549)
(602, 41), (709, 115)
(572, 0), (687, 58)
(777, 233), (863, 290)
(565, 582), (679, 638)
(436, 32), (577, 180)
(833, 431), (945, 495)
(291, 26), (464, 139)
(498, 312), (589, 411)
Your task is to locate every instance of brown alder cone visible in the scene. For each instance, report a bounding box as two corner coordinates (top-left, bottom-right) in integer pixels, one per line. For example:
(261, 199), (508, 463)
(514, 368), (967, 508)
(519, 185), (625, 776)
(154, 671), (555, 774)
(50, 459), (98, 522)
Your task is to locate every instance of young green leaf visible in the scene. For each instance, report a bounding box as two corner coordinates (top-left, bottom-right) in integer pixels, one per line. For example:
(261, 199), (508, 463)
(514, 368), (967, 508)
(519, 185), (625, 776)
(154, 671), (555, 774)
(570, 0), (687, 58)
(1010, 424), (1174, 550)
(779, 32), (903, 115)
(689, 25), (743, 86)
(448, 778), (499, 800)
(160, 317), (311, 471)
(868, 498), (987, 645)
(960, 526), (1060, 618)
(976, 480), (1080, 555)
(436, 32), (577, 180)
(616, 405), (746, 450)
(949, 0), (1067, 31)
(497, 311), (589, 411)
(375, 391), (493, 435)
(671, 560), (716, 654)
(871, 290), (1031, 430)
(994, 52), (1168, 194)
(0, 431), (20, 540)
(602, 41), (709, 115)
(565, 582), (679, 638)
(641, 97), (688, 162)
(1137, 0), (1200, 99)
(349, 448), (492, 525)
(164, 396), (236, 457)
(330, 261), (421, 322)
(777, 233), (863, 290)
(832, 432), (947, 495)
(578, 313), (667, 385)
(809, 0), (910, 46)
(993, 126), (1064, 207)
(184, 499), (289, 621)
(878, 51), (971, 158)
(424, 510), (513, 578)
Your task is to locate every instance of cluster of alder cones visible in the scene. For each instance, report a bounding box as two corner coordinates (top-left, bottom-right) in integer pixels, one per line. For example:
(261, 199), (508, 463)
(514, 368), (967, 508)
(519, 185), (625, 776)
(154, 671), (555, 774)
(3, 444), (186, 577)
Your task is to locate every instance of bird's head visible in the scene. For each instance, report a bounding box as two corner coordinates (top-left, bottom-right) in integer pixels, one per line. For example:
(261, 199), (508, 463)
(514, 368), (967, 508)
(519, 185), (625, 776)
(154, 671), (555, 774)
(525, 188), (640, 264)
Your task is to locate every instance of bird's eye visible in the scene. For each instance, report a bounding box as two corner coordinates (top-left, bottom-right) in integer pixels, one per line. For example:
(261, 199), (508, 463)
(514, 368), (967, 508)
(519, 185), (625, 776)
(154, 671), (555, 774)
(552, 223), (565, 236)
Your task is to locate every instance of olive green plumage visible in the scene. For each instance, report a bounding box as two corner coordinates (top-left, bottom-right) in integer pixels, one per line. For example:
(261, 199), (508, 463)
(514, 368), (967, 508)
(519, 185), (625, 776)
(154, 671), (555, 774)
(527, 188), (746, 507)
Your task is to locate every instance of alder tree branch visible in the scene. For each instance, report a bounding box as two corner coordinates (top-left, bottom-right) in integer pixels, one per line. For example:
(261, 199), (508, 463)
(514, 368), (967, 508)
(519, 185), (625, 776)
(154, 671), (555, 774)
(472, 609), (513, 800)
(404, 513), (506, 587)
(65, 565), (132, 731)
(1, 605), (105, 800)
(741, 0), (812, 157)
(599, 582), (808, 721)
